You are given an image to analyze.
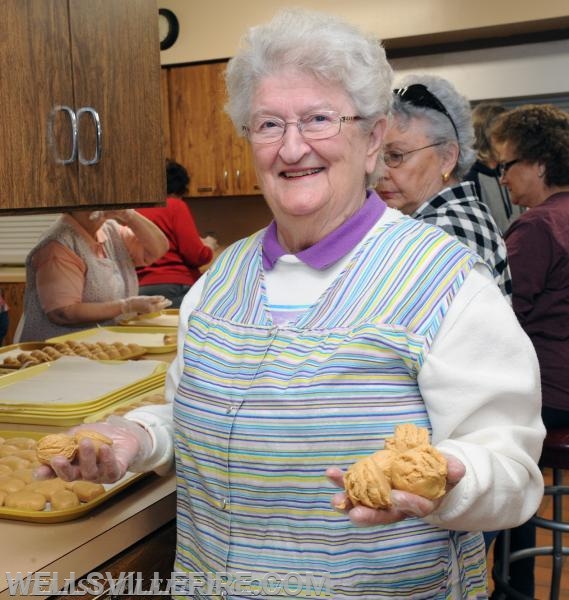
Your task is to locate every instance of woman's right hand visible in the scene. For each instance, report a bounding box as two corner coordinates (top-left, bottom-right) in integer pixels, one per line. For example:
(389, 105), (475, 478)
(34, 417), (152, 484)
(120, 295), (172, 316)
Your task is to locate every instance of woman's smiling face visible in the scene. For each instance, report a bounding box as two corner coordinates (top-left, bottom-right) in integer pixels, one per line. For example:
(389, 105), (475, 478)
(249, 69), (384, 250)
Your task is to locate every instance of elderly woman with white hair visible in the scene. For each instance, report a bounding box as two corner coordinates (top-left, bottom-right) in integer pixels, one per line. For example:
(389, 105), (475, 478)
(377, 75), (513, 301)
(38, 9), (544, 599)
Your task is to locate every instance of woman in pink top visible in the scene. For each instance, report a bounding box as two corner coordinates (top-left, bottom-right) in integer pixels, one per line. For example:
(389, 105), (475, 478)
(19, 209), (170, 342)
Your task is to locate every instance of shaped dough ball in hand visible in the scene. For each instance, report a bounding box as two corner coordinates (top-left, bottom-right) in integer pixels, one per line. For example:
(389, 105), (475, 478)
(385, 423), (430, 453)
(390, 445), (448, 500)
(344, 453), (393, 509)
(36, 434), (78, 465)
(341, 424), (448, 510)
(74, 430), (113, 455)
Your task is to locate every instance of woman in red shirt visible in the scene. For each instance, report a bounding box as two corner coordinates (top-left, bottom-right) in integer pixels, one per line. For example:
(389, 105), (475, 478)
(136, 160), (218, 308)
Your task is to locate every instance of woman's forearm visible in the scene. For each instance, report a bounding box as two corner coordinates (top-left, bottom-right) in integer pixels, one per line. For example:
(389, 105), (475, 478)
(112, 209), (169, 264)
(46, 300), (123, 326)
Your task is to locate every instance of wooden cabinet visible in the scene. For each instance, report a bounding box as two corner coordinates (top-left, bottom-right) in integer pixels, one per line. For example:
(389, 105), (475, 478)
(168, 61), (259, 197)
(0, 0), (165, 214)
(51, 520), (176, 600)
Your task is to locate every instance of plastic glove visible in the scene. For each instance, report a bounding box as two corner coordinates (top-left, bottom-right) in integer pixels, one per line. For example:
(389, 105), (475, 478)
(120, 295), (172, 317)
(33, 416), (153, 484)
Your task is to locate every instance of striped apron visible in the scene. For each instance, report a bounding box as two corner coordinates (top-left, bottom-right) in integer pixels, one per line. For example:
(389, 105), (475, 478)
(173, 216), (488, 599)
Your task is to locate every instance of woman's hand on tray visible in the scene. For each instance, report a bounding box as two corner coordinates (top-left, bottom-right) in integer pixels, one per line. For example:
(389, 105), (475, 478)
(34, 417), (152, 484)
(120, 295), (172, 317)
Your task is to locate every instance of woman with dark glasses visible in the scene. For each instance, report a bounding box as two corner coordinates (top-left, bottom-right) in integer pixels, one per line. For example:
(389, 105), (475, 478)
(377, 75), (512, 301)
(489, 103), (569, 600)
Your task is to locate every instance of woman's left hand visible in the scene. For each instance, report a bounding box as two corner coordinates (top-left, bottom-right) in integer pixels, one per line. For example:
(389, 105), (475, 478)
(326, 453), (465, 526)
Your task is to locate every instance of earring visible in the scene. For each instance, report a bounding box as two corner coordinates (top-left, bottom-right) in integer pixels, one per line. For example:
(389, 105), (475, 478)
(442, 172), (450, 183)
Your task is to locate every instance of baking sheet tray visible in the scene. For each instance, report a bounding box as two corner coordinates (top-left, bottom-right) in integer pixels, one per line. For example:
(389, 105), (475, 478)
(0, 358), (167, 426)
(120, 308), (179, 328)
(47, 326), (176, 354)
(0, 430), (147, 523)
(83, 385), (167, 423)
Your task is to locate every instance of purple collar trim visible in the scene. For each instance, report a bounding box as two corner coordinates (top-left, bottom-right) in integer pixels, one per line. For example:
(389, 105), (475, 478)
(262, 190), (386, 270)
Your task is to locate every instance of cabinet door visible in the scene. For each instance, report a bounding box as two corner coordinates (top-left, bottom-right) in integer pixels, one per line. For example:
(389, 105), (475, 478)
(168, 62), (259, 197)
(221, 114), (260, 195)
(69, 0), (165, 207)
(0, 0), (164, 213)
(0, 0), (78, 211)
(213, 62), (259, 196)
(169, 63), (222, 196)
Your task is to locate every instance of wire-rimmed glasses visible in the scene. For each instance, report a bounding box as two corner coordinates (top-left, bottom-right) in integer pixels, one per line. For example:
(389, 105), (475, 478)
(243, 111), (361, 144)
(383, 142), (445, 168)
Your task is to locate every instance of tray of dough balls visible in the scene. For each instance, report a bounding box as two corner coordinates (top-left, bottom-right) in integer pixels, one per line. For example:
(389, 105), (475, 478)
(0, 340), (146, 370)
(120, 308), (179, 328)
(0, 430), (146, 523)
(0, 356), (167, 426)
(47, 326), (177, 354)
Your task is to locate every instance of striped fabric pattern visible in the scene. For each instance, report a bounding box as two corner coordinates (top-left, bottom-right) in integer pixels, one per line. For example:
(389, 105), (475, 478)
(173, 216), (487, 599)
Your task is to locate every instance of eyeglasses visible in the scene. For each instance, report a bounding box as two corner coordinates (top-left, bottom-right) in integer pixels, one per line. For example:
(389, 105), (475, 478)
(497, 158), (521, 178)
(394, 84), (459, 141)
(383, 142), (445, 168)
(243, 111), (361, 144)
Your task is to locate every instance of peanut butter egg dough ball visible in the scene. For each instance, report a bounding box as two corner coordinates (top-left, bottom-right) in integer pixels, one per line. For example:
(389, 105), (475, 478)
(342, 424), (448, 509)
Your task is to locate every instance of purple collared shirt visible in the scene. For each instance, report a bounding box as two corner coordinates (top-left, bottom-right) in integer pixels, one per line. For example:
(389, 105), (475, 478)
(262, 190), (386, 270)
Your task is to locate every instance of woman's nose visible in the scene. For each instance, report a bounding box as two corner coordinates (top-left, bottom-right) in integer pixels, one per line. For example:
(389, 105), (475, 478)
(278, 126), (311, 161)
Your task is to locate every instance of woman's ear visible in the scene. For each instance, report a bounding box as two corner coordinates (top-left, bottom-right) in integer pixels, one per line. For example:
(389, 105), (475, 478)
(365, 117), (387, 174)
(441, 141), (460, 177)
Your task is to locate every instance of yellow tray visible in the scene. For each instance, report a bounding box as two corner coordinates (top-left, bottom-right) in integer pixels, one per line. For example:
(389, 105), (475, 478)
(0, 359), (167, 426)
(120, 308), (179, 328)
(83, 384), (166, 423)
(0, 377), (165, 427)
(0, 430), (148, 523)
(47, 326), (177, 354)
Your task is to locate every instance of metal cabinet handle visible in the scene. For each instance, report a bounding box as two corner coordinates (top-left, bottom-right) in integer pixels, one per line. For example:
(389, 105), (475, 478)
(77, 106), (102, 165)
(223, 169), (228, 189)
(235, 169), (240, 188)
(47, 105), (78, 164)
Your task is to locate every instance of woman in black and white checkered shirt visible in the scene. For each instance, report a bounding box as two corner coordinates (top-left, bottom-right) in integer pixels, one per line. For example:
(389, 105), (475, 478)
(376, 74), (512, 301)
